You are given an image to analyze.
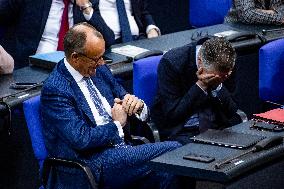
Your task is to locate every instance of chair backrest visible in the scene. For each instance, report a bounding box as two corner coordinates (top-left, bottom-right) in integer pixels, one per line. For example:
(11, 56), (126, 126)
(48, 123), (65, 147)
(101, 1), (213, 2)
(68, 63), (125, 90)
(23, 95), (47, 169)
(189, 0), (232, 28)
(259, 38), (284, 104)
(133, 55), (162, 108)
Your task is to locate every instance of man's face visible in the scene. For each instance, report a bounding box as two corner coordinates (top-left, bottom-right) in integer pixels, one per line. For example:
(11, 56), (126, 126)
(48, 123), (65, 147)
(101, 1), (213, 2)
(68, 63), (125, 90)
(74, 35), (105, 77)
(197, 52), (232, 83)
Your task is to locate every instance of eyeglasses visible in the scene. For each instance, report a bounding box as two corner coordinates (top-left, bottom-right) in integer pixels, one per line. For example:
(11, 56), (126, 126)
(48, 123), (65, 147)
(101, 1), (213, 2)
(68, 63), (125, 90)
(77, 52), (104, 65)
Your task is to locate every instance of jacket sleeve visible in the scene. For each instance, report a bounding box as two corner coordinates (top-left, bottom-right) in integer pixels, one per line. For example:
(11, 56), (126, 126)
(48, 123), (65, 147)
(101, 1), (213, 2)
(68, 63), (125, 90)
(41, 86), (122, 151)
(140, 0), (156, 28)
(0, 0), (21, 24)
(216, 86), (238, 117)
(235, 0), (284, 25)
(157, 57), (209, 126)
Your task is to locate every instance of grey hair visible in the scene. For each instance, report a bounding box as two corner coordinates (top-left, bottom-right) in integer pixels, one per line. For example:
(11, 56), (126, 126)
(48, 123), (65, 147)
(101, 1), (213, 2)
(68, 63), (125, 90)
(200, 37), (236, 72)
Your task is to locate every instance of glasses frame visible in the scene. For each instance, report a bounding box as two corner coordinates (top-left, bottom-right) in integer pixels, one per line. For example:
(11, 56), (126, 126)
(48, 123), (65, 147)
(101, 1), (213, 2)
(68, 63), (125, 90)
(76, 52), (104, 65)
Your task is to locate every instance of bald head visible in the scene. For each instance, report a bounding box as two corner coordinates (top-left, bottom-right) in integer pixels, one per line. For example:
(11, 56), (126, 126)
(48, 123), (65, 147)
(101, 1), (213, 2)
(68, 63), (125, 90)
(63, 22), (104, 60)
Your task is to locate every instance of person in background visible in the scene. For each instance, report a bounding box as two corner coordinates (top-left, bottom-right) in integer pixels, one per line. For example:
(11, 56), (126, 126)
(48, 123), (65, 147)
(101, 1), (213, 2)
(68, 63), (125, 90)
(0, 45), (14, 74)
(99, 0), (160, 43)
(0, 0), (114, 69)
(41, 22), (187, 189)
(152, 37), (242, 145)
(225, 0), (284, 25)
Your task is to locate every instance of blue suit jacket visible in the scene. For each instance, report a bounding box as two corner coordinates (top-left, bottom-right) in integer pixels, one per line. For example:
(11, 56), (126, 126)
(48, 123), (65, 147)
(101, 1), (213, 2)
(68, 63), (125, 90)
(0, 0), (115, 69)
(41, 60), (182, 189)
(41, 60), (127, 186)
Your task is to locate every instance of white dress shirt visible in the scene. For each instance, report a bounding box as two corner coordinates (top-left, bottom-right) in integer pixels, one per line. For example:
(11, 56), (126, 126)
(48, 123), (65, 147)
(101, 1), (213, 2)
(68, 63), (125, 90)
(99, 0), (160, 39)
(36, 0), (93, 54)
(64, 59), (148, 138)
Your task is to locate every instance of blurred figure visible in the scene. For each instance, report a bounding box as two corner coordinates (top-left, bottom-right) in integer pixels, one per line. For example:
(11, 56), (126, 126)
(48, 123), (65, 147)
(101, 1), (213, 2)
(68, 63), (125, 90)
(0, 0), (114, 69)
(99, 0), (160, 43)
(0, 45), (14, 74)
(225, 0), (284, 25)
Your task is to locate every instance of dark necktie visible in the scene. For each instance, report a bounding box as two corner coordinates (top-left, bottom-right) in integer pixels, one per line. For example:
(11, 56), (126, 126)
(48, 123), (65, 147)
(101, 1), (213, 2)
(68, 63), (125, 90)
(57, 0), (70, 51)
(116, 0), (133, 42)
(264, 0), (270, 10)
(84, 77), (112, 122)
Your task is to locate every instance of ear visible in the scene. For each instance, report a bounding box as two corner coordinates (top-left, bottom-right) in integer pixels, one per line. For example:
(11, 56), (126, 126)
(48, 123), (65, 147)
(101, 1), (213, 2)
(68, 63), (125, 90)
(70, 52), (79, 60)
(197, 55), (203, 69)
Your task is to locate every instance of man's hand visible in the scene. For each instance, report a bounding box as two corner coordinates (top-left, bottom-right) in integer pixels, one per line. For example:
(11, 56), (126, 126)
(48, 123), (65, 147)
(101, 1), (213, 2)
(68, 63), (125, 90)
(75, 0), (91, 7)
(112, 103), (127, 127)
(76, 0), (93, 15)
(115, 94), (144, 116)
(196, 68), (222, 91)
(147, 28), (159, 38)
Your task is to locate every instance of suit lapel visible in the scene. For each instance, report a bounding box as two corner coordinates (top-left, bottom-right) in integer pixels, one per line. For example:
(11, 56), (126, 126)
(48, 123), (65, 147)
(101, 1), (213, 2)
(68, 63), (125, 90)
(57, 60), (96, 124)
(92, 76), (115, 108)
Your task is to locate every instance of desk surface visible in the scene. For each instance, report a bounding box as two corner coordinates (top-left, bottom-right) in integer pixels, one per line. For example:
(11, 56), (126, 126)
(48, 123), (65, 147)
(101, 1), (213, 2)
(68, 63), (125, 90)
(149, 121), (284, 183)
(0, 67), (49, 106)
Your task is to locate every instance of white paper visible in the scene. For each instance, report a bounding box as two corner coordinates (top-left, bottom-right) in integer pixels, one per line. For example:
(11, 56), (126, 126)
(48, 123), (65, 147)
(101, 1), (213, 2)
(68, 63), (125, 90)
(111, 45), (149, 57)
(214, 30), (240, 37)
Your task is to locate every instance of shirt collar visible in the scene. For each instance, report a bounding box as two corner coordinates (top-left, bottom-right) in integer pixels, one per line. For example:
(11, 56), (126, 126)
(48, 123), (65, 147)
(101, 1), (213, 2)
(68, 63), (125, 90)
(64, 58), (84, 83)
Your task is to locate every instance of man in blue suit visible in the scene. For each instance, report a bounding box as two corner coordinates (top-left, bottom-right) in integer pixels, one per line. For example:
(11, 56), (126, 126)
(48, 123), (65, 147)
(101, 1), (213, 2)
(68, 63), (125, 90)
(41, 22), (183, 189)
(0, 0), (114, 69)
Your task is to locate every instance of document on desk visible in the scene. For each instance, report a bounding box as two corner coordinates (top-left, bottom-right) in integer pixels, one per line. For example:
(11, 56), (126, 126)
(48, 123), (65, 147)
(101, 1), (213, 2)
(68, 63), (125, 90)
(111, 45), (149, 58)
(214, 30), (240, 37)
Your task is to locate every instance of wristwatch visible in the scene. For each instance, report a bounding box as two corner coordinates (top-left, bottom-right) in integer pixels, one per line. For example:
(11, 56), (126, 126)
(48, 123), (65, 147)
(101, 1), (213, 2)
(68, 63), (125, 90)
(79, 2), (93, 11)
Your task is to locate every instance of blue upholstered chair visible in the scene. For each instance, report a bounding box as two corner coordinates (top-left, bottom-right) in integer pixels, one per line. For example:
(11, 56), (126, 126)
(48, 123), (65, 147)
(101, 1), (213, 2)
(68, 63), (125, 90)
(259, 39), (284, 105)
(189, 0), (232, 28)
(23, 95), (98, 189)
(133, 55), (163, 142)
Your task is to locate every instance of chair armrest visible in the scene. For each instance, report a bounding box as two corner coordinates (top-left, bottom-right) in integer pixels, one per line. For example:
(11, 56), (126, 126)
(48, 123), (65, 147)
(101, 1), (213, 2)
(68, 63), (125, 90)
(236, 109), (248, 123)
(131, 135), (151, 144)
(147, 120), (160, 142)
(42, 157), (98, 189)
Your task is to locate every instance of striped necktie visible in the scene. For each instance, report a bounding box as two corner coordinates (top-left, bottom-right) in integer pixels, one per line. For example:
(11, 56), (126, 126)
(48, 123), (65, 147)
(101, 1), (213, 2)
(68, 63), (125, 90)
(84, 77), (112, 122)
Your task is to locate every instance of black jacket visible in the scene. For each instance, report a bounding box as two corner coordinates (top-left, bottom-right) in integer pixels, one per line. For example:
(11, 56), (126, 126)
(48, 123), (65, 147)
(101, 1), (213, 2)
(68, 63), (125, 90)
(151, 43), (239, 140)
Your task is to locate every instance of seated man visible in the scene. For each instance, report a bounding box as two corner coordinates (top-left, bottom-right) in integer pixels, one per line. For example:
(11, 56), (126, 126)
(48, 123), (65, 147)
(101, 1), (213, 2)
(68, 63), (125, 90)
(225, 0), (284, 25)
(41, 22), (182, 189)
(0, 0), (114, 69)
(0, 45), (14, 74)
(99, 0), (160, 43)
(152, 37), (242, 145)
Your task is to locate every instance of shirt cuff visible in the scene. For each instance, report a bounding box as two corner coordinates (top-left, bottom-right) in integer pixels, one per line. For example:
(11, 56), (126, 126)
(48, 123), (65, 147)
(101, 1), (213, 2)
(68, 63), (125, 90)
(135, 104), (148, 122)
(146, 25), (161, 36)
(211, 83), (223, 97)
(83, 8), (94, 21)
(114, 121), (124, 138)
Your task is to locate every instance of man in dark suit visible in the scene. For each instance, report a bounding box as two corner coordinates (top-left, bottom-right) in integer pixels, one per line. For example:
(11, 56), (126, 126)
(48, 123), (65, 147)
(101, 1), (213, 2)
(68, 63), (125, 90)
(152, 37), (242, 144)
(0, 0), (114, 69)
(41, 22), (182, 189)
(98, 0), (160, 43)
